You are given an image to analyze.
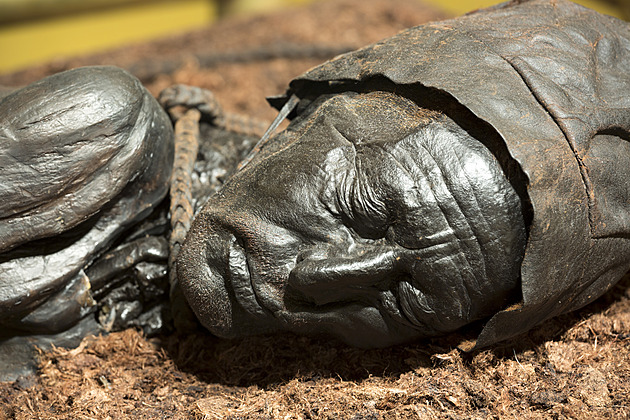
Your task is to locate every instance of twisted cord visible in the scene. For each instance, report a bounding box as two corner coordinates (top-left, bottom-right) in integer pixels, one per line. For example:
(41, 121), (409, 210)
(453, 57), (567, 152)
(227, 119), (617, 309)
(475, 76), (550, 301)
(161, 84), (273, 269)
(222, 111), (270, 138)
(168, 107), (200, 292)
(161, 84), (272, 331)
(159, 84), (269, 137)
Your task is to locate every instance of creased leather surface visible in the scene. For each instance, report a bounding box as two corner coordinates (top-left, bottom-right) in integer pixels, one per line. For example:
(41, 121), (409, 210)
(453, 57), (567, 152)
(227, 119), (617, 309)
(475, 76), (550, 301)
(271, 0), (630, 347)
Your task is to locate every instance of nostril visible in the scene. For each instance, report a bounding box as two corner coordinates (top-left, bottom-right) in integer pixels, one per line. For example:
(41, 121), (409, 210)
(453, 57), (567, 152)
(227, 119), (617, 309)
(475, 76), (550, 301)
(295, 252), (306, 265)
(294, 244), (332, 265)
(288, 246), (400, 305)
(295, 249), (316, 264)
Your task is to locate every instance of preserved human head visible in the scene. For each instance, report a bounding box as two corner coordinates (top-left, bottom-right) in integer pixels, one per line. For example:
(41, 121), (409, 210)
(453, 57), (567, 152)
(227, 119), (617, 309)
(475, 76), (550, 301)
(177, 91), (526, 347)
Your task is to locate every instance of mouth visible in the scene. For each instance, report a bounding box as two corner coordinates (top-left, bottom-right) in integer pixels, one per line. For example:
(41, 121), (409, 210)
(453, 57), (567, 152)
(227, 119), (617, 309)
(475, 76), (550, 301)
(226, 237), (271, 321)
(180, 222), (426, 346)
(177, 223), (274, 337)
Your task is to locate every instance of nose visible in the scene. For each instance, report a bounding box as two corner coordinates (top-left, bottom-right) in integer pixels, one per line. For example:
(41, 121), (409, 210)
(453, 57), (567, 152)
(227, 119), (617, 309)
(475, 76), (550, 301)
(176, 208), (287, 338)
(176, 217), (236, 337)
(288, 246), (403, 305)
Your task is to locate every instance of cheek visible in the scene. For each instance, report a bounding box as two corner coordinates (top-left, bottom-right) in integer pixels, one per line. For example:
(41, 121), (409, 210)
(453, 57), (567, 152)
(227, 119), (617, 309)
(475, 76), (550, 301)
(246, 227), (300, 281)
(223, 211), (305, 304)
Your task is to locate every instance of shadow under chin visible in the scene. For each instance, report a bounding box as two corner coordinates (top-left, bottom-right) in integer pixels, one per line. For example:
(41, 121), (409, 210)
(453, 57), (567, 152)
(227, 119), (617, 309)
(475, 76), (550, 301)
(158, 273), (630, 388)
(161, 329), (437, 387)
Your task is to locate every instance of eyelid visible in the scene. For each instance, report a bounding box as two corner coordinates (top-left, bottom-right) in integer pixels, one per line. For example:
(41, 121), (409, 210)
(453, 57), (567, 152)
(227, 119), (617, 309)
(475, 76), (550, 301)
(333, 148), (390, 239)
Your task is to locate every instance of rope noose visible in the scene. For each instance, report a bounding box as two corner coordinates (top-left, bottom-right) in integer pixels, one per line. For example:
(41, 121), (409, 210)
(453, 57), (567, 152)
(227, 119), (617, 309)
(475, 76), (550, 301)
(158, 84), (270, 331)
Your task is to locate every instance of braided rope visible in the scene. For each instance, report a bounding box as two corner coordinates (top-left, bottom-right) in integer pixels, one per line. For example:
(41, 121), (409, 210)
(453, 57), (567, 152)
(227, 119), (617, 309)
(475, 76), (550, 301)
(222, 112), (270, 138)
(161, 84), (273, 267)
(168, 108), (200, 292)
(159, 84), (223, 122)
(160, 84), (273, 330)
(159, 84), (269, 138)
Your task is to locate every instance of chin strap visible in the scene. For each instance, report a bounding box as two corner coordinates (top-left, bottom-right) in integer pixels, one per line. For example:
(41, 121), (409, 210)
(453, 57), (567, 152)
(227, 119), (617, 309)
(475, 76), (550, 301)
(236, 93), (299, 171)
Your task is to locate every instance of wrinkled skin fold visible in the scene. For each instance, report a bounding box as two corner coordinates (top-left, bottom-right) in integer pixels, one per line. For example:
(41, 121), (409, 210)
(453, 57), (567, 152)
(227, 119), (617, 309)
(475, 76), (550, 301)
(178, 0), (630, 348)
(177, 91), (527, 347)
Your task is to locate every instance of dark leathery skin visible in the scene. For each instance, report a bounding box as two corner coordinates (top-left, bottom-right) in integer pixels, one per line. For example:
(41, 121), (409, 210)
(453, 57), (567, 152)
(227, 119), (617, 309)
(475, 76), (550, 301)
(177, 91), (526, 347)
(0, 71), (262, 381)
(178, 0), (630, 348)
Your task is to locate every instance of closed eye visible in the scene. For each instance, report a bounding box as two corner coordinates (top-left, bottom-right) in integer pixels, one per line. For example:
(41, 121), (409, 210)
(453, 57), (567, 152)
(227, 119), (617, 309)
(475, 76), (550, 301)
(329, 143), (391, 240)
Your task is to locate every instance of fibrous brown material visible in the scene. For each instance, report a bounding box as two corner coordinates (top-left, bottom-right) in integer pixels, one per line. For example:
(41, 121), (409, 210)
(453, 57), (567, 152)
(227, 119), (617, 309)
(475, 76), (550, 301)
(0, 1), (628, 418)
(0, 274), (628, 419)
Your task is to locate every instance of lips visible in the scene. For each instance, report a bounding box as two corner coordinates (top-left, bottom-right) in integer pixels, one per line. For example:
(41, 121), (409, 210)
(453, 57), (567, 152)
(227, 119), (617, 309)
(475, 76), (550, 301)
(177, 218), (282, 338)
(226, 237), (270, 320)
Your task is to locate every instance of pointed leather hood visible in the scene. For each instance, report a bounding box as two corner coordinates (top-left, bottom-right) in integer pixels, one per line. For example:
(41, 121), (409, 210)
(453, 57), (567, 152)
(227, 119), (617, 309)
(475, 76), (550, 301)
(270, 0), (630, 347)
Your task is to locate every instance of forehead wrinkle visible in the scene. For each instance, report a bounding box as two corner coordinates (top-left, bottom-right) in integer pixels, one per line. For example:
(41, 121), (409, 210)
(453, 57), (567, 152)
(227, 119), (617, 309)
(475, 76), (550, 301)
(395, 130), (490, 289)
(302, 91), (436, 147)
(351, 147), (389, 223)
(414, 134), (491, 289)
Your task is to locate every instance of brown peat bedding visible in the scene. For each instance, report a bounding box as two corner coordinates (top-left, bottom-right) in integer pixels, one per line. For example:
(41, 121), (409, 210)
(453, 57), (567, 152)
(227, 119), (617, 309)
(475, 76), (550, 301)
(1, 1), (629, 418)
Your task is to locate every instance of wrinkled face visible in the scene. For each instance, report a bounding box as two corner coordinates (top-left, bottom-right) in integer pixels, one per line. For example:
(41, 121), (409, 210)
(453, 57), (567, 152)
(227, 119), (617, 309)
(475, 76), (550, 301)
(177, 91), (526, 347)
